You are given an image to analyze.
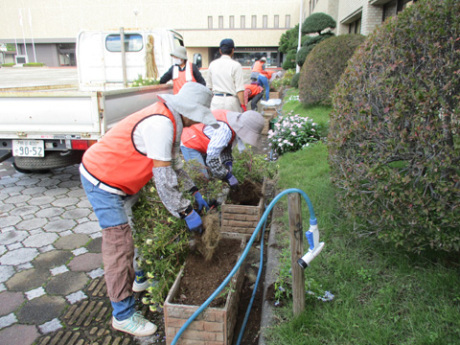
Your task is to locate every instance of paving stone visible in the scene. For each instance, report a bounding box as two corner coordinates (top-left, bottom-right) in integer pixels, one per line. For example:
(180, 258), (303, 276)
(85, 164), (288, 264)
(0, 230), (28, 245)
(77, 199), (92, 208)
(0, 203), (14, 213)
(86, 237), (102, 253)
(0, 313), (17, 329)
(46, 271), (89, 295)
(68, 189), (86, 198)
(54, 234), (90, 250)
(9, 205), (40, 217)
(27, 196), (55, 206)
(0, 177), (20, 185)
(44, 219), (76, 232)
(0, 215), (22, 228)
(88, 268), (104, 279)
(16, 178), (41, 186)
(23, 232), (59, 248)
(25, 287), (46, 300)
(35, 207), (65, 218)
(39, 245), (55, 253)
(66, 291), (87, 304)
(5, 267), (50, 291)
(44, 188), (68, 197)
(50, 265), (69, 276)
(0, 245), (5, 256)
(7, 242), (23, 250)
(0, 247), (39, 266)
(68, 253), (102, 272)
(3, 194), (32, 204)
(0, 325), (40, 345)
(58, 180), (81, 188)
(0, 291), (24, 316)
(36, 179), (57, 188)
(62, 208), (91, 219)
(16, 217), (48, 231)
(72, 247), (88, 256)
(33, 250), (73, 270)
(22, 187), (47, 195)
(2, 186), (26, 196)
(17, 262), (34, 271)
(51, 197), (79, 208)
(73, 222), (101, 235)
(39, 318), (63, 334)
(17, 295), (66, 324)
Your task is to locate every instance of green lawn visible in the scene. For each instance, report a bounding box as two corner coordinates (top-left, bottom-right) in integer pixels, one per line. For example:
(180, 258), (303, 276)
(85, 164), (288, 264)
(264, 89), (460, 345)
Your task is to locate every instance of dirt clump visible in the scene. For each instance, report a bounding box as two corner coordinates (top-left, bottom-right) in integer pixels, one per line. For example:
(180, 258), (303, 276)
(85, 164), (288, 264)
(196, 210), (221, 261)
(227, 179), (263, 205)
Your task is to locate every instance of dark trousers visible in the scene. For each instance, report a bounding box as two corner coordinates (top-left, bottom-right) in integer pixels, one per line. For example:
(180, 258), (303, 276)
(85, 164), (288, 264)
(250, 93), (264, 110)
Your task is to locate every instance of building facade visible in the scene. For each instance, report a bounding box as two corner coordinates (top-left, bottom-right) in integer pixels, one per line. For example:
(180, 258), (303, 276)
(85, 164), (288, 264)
(0, 0), (308, 68)
(309, 0), (418, 35)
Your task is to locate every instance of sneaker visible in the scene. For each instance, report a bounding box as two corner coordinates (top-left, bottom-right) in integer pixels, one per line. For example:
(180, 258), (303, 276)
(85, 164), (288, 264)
(133, 271), (151, 292)
(112, 311), (157, 337)
(133, 279), (150, 292)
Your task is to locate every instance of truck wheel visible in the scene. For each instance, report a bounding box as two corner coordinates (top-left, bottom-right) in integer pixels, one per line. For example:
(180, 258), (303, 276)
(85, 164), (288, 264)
(13, 151), (84, 172)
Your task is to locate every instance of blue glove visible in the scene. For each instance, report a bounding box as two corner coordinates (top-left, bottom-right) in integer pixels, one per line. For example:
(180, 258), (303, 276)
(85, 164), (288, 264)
(194, 192), (209, 212)
(225, 172), (239, 188)
(184, 210), (204, 234)
(224, 161), (233, 173)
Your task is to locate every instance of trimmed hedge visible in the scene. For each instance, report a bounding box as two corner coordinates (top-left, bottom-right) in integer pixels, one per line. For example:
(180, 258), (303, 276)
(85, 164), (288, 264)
(328, 0), (460, 253)
(299, 34), (365, 106)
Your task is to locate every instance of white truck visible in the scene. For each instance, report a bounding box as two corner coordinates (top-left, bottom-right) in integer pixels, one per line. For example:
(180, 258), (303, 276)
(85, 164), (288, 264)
(0, 28), (182, 172)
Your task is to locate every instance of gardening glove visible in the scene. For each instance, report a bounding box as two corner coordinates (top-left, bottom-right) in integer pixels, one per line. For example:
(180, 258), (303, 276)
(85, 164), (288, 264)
(194, 191), (209, 212)
(225, 172), (239, 189)
(184, 210), (204, 235)
(241, 104), (247, 112)
(224, 160), (233, 173)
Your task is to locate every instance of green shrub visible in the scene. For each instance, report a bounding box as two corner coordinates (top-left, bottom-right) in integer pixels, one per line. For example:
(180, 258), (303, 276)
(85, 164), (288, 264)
(23, 62), (45, 67)
(299, 34), (365, 106)
(282, 50), (297, 70)
(232, 147), (277, 182)
(290, 73), (300, 88)
(301, 12), (336, 35)
(132, 182), (189, 311)
(296, 32), (335, 67)
(328, 0), (460, 253)
(1, 63), (15, 67)
(130, 74), (160, 87)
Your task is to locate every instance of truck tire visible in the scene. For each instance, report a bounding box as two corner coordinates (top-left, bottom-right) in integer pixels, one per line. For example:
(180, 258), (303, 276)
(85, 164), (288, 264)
(13, 151), (84, 173)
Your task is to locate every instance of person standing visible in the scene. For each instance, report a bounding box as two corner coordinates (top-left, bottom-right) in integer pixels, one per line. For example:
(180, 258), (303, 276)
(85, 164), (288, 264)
(181, 109), (265, 187)
(206, 38), (246, 112)
(251, 56), (272, 101)
(159, 46), (206, 94)
(79, 83), (217, 337)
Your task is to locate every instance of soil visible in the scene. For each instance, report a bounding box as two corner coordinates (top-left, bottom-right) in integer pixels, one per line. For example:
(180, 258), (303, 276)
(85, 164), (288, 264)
(227, 179), (263, 205)
(168, 179), (270, 344)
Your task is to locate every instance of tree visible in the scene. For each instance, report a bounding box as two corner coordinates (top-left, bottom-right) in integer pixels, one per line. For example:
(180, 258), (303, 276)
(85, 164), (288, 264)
(302, 12), (336, 35)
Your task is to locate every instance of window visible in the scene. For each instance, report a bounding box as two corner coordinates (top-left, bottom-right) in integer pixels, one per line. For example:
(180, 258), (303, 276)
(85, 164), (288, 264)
(229, 15), (235, 29)
(208, 16), (213, 29)
(240, 15), (245, 29)
(274, 15), (279, 28)
(106, 33), (143, 52)
(397, 0), (417, 12)
(285, 15), (291, 28)
(348, 18), (361, 34)
(263, 15), (268, 28)
(218, 16), (224, 29)
(252, 15), (257, 28)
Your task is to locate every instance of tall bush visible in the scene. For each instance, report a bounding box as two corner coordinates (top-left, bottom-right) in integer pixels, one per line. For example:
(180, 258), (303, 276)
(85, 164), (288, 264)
(299, 34), (365, 106)
(328, 0), (460, 253)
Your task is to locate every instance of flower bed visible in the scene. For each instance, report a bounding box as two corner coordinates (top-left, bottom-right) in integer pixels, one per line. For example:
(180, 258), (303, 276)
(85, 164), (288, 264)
(164, 235), (246, 345)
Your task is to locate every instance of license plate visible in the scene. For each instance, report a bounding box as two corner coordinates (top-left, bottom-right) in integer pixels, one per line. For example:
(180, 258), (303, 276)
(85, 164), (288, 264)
(12, 140), (45, 157)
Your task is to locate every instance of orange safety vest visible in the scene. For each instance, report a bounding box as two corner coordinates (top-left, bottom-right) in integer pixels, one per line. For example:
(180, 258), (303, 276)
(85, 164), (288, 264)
(181, 109), (236, 153)
(244, 84), (263, 98)
(82, 102), (177, 195)
(173, 62), (196, 94)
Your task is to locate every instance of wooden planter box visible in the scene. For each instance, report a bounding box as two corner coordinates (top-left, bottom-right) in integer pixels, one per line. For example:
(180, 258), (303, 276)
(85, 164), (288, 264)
(164, 235), (246, 345)
(221, 180), (265, 241)
(269, 91), (281, 99)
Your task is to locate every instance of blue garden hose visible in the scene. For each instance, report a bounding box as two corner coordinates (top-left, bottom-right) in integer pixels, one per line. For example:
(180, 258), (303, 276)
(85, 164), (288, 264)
(171, 188), (317, 345)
